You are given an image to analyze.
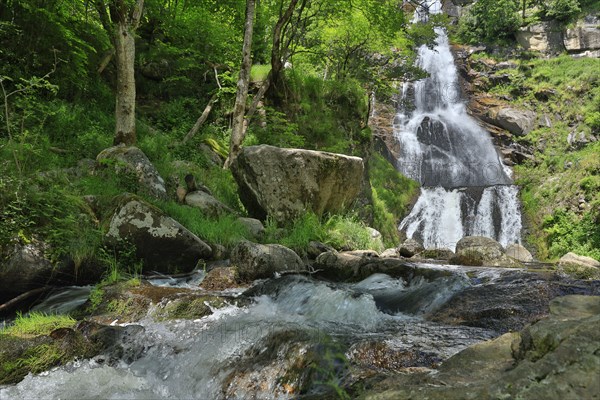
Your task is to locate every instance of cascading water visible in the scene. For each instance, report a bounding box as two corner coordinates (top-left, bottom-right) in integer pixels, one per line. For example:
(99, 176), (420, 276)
(397, 1), (522, 250)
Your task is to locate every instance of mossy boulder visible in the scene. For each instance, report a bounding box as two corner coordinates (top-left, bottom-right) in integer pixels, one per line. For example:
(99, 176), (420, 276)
(96, 145), (168, 201)
(231, 145), (364, 222)
(105, 195), (212, 274)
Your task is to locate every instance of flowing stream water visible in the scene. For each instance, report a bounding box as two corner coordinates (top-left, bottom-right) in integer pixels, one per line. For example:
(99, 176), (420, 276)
(396, 1), (522, 250)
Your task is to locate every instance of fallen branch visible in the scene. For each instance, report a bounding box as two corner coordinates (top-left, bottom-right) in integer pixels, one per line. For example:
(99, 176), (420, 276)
(182, 93), (218, 144)
(0, 286), (53, 314)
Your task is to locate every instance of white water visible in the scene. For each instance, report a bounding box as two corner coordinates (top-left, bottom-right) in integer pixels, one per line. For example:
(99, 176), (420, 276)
(396, 1), (522, 250)
(1, 272), (499, 400)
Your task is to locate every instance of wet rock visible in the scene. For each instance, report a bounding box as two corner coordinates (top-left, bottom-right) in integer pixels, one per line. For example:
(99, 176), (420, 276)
(199, 267), (240, 291)
(314, 252), (452, 282)
(428, 272), (600, 333)
(505, 243), (533, 262)
(307, 241), (336, 260)
(231, 145), (364, 222)
(364, 295), (600, 400)
(105, 195), (212, 274)
(348, 341), (441, 371)
(231, 241), (306, 281)
(398, 238), (424, 258)
(237, 217), (265, 240)
(184, 190), (233, 218)
(96, 145), (168, 200)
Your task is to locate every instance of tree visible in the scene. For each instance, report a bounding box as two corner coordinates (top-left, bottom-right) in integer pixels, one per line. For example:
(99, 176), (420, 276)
(95, 0), (145, 146)
(225, 0), (257, 167)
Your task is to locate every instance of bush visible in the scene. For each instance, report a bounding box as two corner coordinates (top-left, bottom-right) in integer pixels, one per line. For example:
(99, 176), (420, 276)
(458, 0), (521, 44)
(543, 0), (581, 21)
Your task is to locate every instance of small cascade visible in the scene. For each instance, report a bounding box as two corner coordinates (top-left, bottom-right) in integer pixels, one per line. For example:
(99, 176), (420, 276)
(396, 1), (522, 250)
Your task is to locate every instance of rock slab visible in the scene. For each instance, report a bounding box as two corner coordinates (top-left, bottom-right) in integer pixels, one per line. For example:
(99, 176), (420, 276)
(231, 145), (364, 222)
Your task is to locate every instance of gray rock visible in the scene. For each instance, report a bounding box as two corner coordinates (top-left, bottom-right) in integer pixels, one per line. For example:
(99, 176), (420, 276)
(96, 145), (168, 200)
(231, 145), (364, 222)
(185, 191), (233, 218)
(199, 144), (224, 167)
(237, 217), (265, 240)
(516, 21), (565, 54)
(105, 196), (212, 274)
(505, 243), (533, 262)
(379, 248), (399, 258)
(306, 241), (336, 260)
(452, 236), (520, 267)
(491, 107), (537, 136)
(564, 15), (600, 53)
(559, 252), (600, 269)
(398, 238), (424, 258)
(418, 248), (455, 260)
(231, 241), (306, 281)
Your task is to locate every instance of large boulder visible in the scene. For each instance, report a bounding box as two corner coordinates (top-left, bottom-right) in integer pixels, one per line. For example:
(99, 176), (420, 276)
(559, 252), (600, 280)
(515, 21), (564, 54)
(105, 196), (212, 274)
(231, 145), (364, 222)
(96, 145), (168, 200)
(451, 236), (520, 267)
(398, 238), (424, 258)
(505, 243), (533, 262)
(488, 107), (537, 137)
(0, 239), (53, 303)
(564, 15), (600, 54)
(230, 241), (306, 281)
(559, 252), (600, 269)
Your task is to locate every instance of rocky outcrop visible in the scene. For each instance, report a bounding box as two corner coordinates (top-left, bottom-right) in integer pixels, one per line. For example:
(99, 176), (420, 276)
(184, 191), (233, 218)
(516, 21), (565, 54)
(96, 145), (168, 200)
(230, 241), (306, 281)
(564, 15), (600, 55)
(368, 295), (600, 400)
(559, 252), (600, 269)
(505, 243), (533, 262)
(231, 145), (364, 222)
(105, 196), (212, 274)
(558, 252), (600, 279)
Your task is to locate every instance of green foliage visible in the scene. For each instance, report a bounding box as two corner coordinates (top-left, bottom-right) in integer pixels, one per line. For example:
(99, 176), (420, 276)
(458, 0), (521, 44)
(264, 213), (326, 255)
(159, 201), (252, 247)
(2, 312), (76, 338)
(542, 0), (581, 21)
(324, 215), (384, 253)
(543, 210), (600, 261)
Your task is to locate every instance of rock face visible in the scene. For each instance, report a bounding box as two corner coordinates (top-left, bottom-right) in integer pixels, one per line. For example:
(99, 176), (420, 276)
(398, 238), (424, 258)
(488, 107), (537, 136)
(184, 191), (233, 218)
(505, 243), (533, 262)
(105, 196), (212, 274)
(231, 145), (364, 222)
(230, 241), (306, 281)
(367, 295), (600, 400)
(96, 146), (168, 200)
(237, 217), (265, 241)
(516, 21), (565, 54)
(564, 15), (600, 54)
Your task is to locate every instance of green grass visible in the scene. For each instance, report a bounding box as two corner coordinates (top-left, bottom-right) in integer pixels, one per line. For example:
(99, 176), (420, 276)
(250, 64), (271, 82)
(2, 312), (76, 338)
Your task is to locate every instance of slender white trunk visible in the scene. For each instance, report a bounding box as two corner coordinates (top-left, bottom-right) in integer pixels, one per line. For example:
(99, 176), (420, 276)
(225, 0), (255, 168)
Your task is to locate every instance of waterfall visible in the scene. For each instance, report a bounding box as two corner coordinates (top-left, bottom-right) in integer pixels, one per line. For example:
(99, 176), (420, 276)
(397, 1), (522, 251)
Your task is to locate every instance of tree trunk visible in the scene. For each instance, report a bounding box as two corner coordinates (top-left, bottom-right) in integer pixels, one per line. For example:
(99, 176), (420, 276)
(224, 0), (256, 168)
(182, 93), (218, 144)
(113, 21), (137, 146)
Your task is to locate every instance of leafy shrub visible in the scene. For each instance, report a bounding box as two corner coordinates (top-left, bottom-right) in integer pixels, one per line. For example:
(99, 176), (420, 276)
(458, 0), (521, 44)
(543, 0), (581, 21)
